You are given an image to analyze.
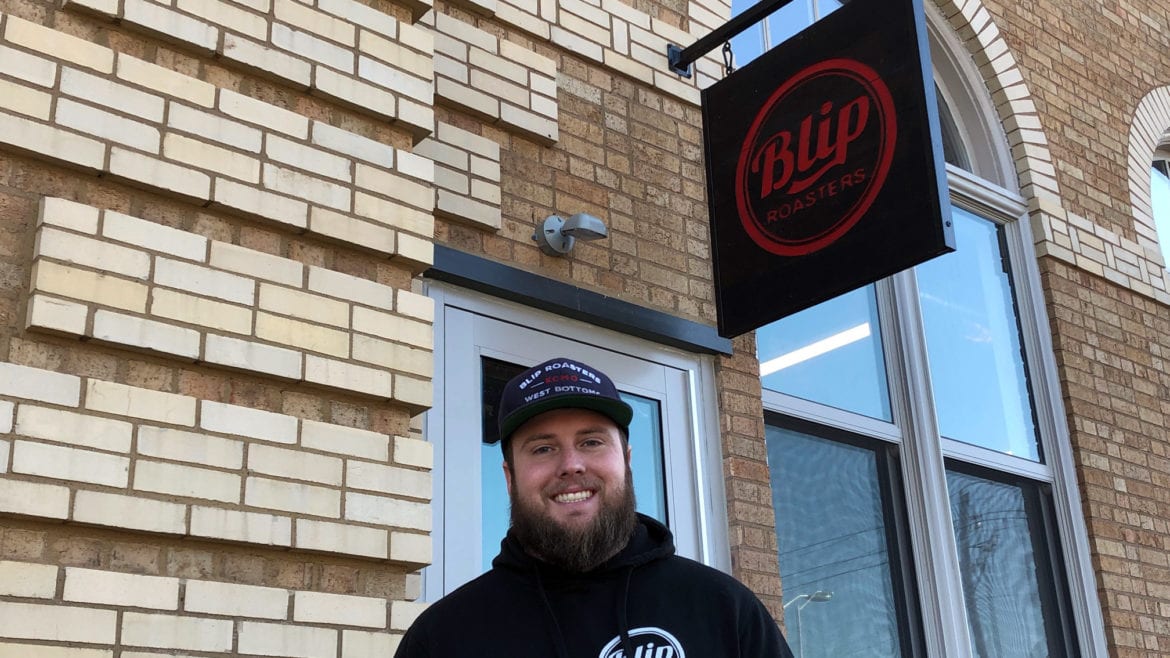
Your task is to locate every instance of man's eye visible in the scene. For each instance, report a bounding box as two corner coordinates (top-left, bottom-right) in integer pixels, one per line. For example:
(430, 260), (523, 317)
(531, 445), (553, 455)
(581, 438), (604, 447)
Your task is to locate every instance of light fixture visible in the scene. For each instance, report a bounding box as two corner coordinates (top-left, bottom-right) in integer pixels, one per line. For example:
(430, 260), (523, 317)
(532, 213), (609, 256)
(782, 591), (833, 658)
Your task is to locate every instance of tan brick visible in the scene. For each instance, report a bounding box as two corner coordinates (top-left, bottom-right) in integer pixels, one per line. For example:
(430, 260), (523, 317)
(164, 133), (261, 183)
(201, 400), (298, 445)
(92, 310), (202, 360)
(134, 459), (242, 503)
(354, 165), (433, 211)
(389, 531), (431, 565)
(263, 163), (351, 210)
(136, 425), (244, 470)
(238, 620), (338, 658)
(354, 194), (433, 236)
(184, 579), (289, 619)
(169, 103), (263, 152)
(109, 148), (212, 199)
(189, 506), (292, 547)
(102, 209), (209, 262)
(294, 590), (387, 628)
(0, 78), (51, 120)
(311, 121), (395, 167)
(307, 266), (395, 310)
(121, 612), (233, 653)
(0, 601), (117, 644)
(313, 67), (397, 121)
(151, 287), (254, 335)
(267, 134), (352, 182)
(300, 419), (389, 462)
(0, 479), (71, 519)
(259, 283), (350, 327)
(220, 89), (309, 139)
(73, 490), (187, 534)
(209, 241), (303, 287)
(86, 379), (197, 426)
(0, 361), (82, 407)
(116, 53), (216, 107)
(63, 567), (180, 610)
(4, 16), (114, 73)
(32, 260), (147, 312)
(304, 355), (393, 398)
(294, 518), (387, 559)
(245, 476), (340, 517)
(15, 404), (133, 453)
(308, 207), (397, 255)
(256, 312), (350, 358)
(0, 110), (106, 170)
(12, 441), (130, 487)
(352, 335), (431, 378)
(352, 307), (432, 348)
(274, 0), (356, 46)
(0, 560), (58, 598)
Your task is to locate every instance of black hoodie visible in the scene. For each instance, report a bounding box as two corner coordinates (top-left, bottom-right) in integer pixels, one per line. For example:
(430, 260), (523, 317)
(394, 514), (796, 658)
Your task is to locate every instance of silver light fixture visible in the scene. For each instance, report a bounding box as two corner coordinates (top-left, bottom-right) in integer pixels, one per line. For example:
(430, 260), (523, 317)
(532, 213), (609, 256)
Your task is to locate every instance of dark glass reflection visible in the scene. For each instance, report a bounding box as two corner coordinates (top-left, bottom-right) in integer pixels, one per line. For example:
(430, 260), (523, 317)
(769, 423), (911, 657)
(947, 468), (1074, 657)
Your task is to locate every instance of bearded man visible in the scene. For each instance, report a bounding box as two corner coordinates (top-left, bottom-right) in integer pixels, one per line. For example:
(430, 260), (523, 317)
(394, 358), (795, 658)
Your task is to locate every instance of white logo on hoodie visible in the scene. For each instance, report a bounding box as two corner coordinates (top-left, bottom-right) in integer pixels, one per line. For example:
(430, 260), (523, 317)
(598, 627), (686, 658)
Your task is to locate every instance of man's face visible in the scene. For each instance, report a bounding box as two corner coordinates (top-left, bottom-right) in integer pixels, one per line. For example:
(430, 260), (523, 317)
(503, 407), (636, 571)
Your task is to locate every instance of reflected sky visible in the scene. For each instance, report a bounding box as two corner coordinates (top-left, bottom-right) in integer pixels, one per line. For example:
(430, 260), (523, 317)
(1152, 164), (1170, 268)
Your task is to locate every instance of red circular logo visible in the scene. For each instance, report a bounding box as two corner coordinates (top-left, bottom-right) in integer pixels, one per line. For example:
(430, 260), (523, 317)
(734, 58), (897, 256)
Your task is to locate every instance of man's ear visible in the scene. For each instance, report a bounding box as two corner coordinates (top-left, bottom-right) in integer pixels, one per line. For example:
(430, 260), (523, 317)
(503, 459), (514, 496)
(625, 444), (632, 466)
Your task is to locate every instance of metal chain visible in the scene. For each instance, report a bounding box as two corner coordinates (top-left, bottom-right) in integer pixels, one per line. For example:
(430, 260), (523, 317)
(722, 41), (735, 76)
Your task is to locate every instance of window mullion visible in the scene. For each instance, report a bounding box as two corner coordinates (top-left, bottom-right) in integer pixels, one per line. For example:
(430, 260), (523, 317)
(883, 270), (973, 657)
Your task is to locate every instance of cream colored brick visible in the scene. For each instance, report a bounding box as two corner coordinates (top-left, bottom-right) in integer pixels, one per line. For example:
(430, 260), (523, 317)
(0, 78), (51, 120)
(102, 210), (209, 262)
(319, 0), (398, 34)
(345, 491), (430, 530)
(137, 425), (244, 469)
(155, 257), (256, 306)
(12, 441), (129, 487)
(117, 54), (216, 107)
(300, 419), (389, 462)
(304, 355), (393, 399)
(0, 439), (7, 474)
(359, 32), (432, 79)
(184, 579), (289, 620)
(267, 135), (352, 182)
(121, 612), (233, 653)
(86, 379), (197, 426)
(294, 518), (387, 559)
(74, 489), (187, 533)
(390, 600), (427, 631)
(342, 630), (400, 658)
(245, 476), (340, 517)
(134, 459), (241, 503)
(204, 333), (303, 380)
(306, 266), (394, 310)
(395, 149), (433, 183)
(352, 335), (431, 378)
(256, 312), (350, 358)
(164, 133), (261, 183)
(389, 531), (431, 565)
(93, 310), (202, 360)
(221, 33), (313, 88)
(169, 103), (262, 152)
(436, 77), (500, 120)
(15, 404), (133, 453)
(201, 400), (298, 445)
(355, 195), (433, 236)
(123, 0), (219, 50)
(395, 374), (432, 408)
(4, 16), (114, 74)
(393, 436), (432, 469)
(109, 147), (212, 199)
(37, 226), (151, 279)
(355, 166), (433, 211)
(0, 601), (117, 644)
(499, 103), (557, 142)
(63, 567), (180, 610)
(39, 197), (99, 234)
(238, 620), (338, 658)
(436, 190), (500, 230)
(308, 207), (397, 256)
(61, 68), (165, 122)
(212, 178), (310, 230)
(0, 560), (58, 598)
(209, 241), (302, 287)
(25, 294), (88, 336)
(0, 644), (111, 658)
(313, 67), (397, 121)
(220, 89), (309, 139)
(151, 288), (254, 335)
(294, 590), (386, 628)
(248, 443), (342, 486)
(271, 22), (354, 72)
(0, 478), (70, 519)
(275, 0), (356, 45)
(259, 283), (350, 327)
(358, 57), (432, 103)
(0, 44), (58, 87)
(263, 163), (351, 210)
(347, 460), (430, 499)
(0, 358), (81, 405)
(0, 401), (12, 434)
(177, 0), (269, 39)
(0, 110), (106, 171)
(395, 290), (434, 323)
(31, 261), (148, 312)
(311, 121), (395, 167)
(189, 506), (292, 546)
(352, 307), (432, 348)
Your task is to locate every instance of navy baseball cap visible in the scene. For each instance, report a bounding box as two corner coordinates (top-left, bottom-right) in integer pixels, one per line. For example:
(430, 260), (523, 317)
(495, 358), (633, 444)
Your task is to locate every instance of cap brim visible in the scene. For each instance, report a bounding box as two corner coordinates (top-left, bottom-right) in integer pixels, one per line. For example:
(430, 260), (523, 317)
(497, 395), (634, 443)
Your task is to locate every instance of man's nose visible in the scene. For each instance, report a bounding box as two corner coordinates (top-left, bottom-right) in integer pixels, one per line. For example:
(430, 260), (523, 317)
(557, 448), (585, 476)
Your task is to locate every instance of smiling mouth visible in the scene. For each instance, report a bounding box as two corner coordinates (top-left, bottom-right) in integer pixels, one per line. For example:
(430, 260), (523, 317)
(553, 490), (595, 503)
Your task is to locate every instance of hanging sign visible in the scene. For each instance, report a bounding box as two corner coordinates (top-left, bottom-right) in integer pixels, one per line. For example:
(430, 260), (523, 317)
(702, 0), (953, 338)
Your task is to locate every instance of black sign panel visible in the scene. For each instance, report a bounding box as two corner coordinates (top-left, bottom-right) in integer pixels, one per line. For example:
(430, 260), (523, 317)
(703, 0), (953, 338)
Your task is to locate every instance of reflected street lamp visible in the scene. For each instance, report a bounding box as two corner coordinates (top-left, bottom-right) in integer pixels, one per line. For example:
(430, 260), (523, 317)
(782, 591), (833, 658)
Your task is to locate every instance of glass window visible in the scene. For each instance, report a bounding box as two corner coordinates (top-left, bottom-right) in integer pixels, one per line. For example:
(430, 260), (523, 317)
(769, 420), (918, 658)
(915, 206), (1039, 461)
(947, 466), (1076, 657)
(757, 284), (891, 421)
(729, 0), (843, 70)
(1152, 160), (1170, 268)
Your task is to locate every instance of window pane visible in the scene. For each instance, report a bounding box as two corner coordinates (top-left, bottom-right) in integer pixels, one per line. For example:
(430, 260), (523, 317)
(1152, 162), (1170, 268)
(916, 206), (1039, 460)
(757, 284), (891, 421)
(769, 423), (911, 657)
(947, 468), (1074, 657)
(480, 359), (668, 568)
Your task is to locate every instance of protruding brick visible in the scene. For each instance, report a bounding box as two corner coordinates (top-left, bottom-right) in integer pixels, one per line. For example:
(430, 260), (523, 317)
(101, 209), (209, 262)
(63, 567), (180, 610)
(345, 492), (430, 530)
(238, 620), (338, 658)
(248, 443), (343, 486)
(0, 601), (117, 644)
(245, 476), (340, 517)
(301, 419), (389, 462)
(390, 600), (428, 631)
(294, 519), (387, 559)
(204, 334), (303, 380)
(85, 379), (197, 426)
(201, 400), (298, 444)
(133, 459), (241, 504)
(347, 461), (430, 499)
(0, 479), (71, 520)
(304, 355), (393, 399)
(72, 490), (187, 534)
(136, 425), (244, 470)
(26, 294), (89, 335)
(120, 612), (233, 653)
(392, 436), (432, 469)
(31, 260), (148, 314)
(209, 241), (303, 287)
(4, 16), (114, 74)
(0, 362), (82, 407)
(15, 404), (133, 453)
(342, 629), (401, 658)
(92, 310), (201, 360)
(389, 531), (432, 566)
(11, 441), (130, 488)
(189, 506), (292, 547)
(0, 560), (58, 598)
(184, 579), (289, 620)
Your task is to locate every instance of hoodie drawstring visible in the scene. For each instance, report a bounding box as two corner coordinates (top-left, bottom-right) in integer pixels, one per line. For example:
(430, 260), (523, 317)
(534, 565), (572, 658)
(618, 566), (635, 658)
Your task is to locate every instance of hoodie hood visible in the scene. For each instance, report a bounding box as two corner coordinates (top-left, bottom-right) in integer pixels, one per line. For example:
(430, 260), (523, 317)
(492, 512), (675, 578)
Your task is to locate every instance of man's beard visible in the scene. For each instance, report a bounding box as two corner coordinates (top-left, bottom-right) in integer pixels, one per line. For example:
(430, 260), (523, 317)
(509, 466), (638, 573)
